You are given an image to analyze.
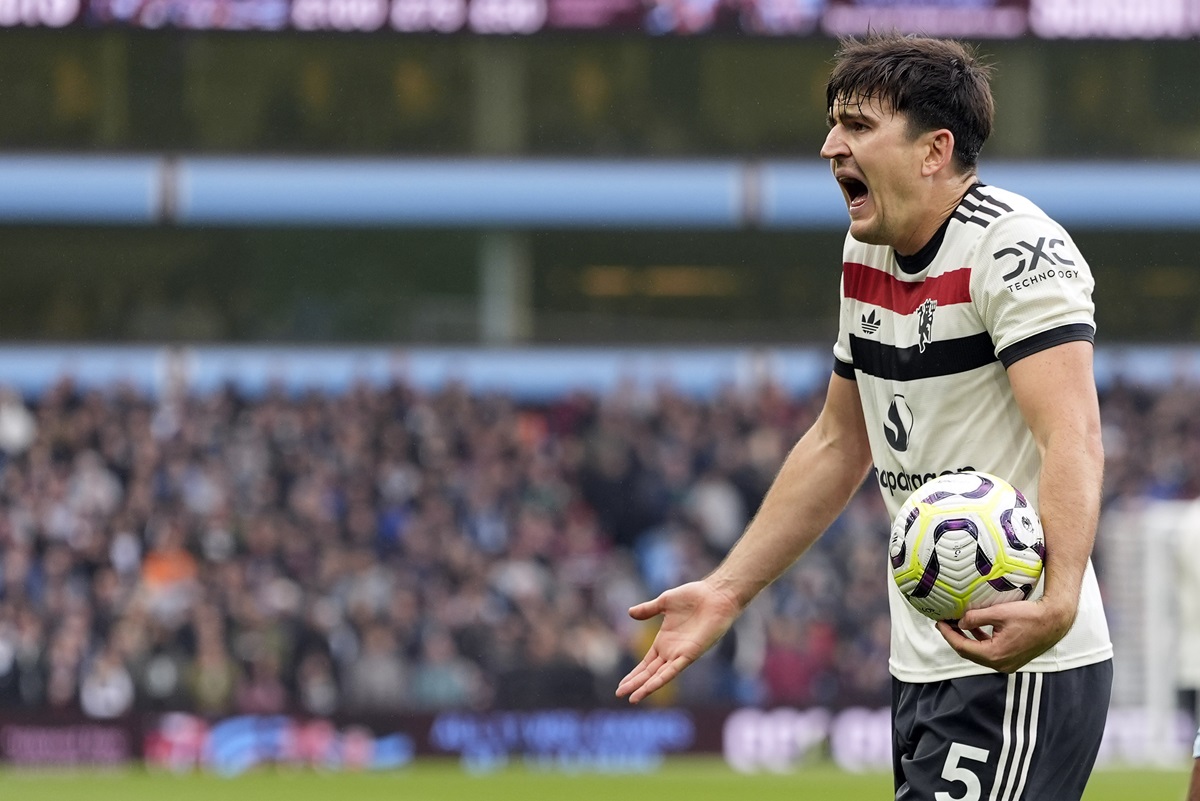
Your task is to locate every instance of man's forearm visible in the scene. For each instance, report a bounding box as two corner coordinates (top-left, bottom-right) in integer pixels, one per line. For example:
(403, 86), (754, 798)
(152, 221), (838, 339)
(1034, 426), (1104, 619)
(706, 420), (871, 609)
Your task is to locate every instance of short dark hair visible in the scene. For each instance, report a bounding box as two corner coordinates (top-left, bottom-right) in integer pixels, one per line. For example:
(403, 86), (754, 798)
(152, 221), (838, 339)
(826, 34), (995, 171)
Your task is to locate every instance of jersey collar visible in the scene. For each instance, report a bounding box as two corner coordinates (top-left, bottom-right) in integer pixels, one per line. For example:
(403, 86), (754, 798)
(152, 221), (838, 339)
(893, 181), (983, 276)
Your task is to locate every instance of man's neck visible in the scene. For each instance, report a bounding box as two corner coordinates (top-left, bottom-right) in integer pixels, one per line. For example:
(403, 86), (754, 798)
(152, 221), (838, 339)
(894, 174), (979, 256)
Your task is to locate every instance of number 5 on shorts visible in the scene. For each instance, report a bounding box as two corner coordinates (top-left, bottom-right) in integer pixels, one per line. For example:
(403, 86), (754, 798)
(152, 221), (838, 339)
(936, 742), (990, 801)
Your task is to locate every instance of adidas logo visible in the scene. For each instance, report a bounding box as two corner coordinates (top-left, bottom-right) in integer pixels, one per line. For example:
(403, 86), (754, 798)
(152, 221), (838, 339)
(861, 309), (881, 335)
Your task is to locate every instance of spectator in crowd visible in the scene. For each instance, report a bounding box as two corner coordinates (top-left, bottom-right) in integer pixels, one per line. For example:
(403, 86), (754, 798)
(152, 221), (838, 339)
(0, 387), (36, 459)
(760, 616), (837, 707)
(493, 622), (597, 709)
(80, 643), (136, 719)
(140, 517), (199, 627)
(185, 604), (239, 716)
(408, 627), (483, 710)
(344, 622), (408, 713)
(235, 653), (287, 715)
(295, 650), (339, 716)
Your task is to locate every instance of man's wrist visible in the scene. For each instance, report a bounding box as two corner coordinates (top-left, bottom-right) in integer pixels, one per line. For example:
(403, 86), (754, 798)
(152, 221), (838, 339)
(703, 572), (759, 611)
(1035, 591), (1079, 633)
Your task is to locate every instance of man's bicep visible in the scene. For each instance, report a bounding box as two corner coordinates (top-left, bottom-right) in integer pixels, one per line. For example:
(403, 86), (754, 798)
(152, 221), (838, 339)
(1006, 340), (1101, 450)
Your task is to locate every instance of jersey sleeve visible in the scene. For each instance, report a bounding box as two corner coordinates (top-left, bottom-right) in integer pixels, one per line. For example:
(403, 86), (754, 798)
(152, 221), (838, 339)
(969, 212), (1096, 368)
(833, 265), (856, 378)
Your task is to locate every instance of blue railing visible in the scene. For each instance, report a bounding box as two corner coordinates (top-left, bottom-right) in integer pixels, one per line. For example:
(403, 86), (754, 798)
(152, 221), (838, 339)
(1, 155), (1196, 229)
(1, 344), (1198, 399)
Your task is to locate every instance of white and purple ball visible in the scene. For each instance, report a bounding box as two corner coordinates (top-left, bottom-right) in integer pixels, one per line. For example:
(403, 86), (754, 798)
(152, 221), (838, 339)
(889, 471), (1045, 622)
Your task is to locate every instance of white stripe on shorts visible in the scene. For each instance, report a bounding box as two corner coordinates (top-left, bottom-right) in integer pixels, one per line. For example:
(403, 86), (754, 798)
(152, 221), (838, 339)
(989, 673), (1044, 801)
(1007, 673), (1043, 801)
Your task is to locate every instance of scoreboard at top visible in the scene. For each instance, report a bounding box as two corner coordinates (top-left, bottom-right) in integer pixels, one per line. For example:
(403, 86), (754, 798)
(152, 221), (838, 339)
(3, 0), (1199, 37)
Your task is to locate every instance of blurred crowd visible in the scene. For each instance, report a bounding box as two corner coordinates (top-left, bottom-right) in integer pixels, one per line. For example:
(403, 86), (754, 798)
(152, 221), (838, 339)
(0, 368), (1189, 720)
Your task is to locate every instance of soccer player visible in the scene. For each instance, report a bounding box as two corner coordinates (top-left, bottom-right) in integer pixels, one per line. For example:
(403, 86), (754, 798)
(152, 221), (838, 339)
(1190, 725), (1200, 801)
(616, 34), (1112, 801)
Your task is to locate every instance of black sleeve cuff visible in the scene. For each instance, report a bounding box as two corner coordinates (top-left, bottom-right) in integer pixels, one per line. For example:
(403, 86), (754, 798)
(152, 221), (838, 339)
(998, 322), (1095, 368)
(833, 357), (857, 379)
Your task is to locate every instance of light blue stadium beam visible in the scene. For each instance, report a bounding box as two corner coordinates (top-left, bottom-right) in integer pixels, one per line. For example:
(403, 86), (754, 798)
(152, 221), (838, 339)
(1, 156), (1199, 229)
(179, 158), (1200, 230)
(0, 343), (1188, 400)
(758, 161), (1200, 230)
(977, 163), (1200, 229)
(757, 162), (849, 228)
(0, 155), (161, 224)
(175, 158), (745, 228)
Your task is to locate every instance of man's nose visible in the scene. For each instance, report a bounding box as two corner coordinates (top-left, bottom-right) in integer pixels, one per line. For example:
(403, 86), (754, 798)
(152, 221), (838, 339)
(820, 127), (847, 160)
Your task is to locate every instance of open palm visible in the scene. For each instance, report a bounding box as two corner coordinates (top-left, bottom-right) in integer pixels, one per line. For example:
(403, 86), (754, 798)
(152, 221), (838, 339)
(615, 580), (742, 704)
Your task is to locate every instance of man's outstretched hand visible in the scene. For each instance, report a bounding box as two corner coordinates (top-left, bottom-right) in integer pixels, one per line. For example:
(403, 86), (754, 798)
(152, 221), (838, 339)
(615, 580), (742, 704)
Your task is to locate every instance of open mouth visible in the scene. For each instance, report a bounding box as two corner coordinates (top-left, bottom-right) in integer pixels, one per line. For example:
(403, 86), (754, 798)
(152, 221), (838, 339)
(839, 177), (869, 208)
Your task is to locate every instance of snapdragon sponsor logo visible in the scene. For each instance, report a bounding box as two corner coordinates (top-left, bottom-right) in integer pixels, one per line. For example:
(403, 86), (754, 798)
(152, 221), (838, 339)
(874, 464), (976, 497)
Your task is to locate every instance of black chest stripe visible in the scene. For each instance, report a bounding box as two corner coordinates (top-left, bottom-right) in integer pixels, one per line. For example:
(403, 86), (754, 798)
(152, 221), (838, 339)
(849, 332), (998, 381)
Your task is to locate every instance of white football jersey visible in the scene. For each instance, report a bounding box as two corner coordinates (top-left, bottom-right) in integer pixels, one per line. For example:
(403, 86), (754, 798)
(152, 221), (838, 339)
(832, 183), (1113, 682)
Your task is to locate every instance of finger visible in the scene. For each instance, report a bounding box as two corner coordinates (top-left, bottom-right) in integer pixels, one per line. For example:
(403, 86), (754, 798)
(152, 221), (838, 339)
(615, 670), (641, 698)
(616, 653), (663, 697)
(938, 621), (983, 655)
(937, 620), (965, 641)
(628, 597), (665, 621)
(617, 650), (660, 688)
(627, 656), (689, 704)
(958, 611), (981, 630)
(968, 627), (991, 641)
(958, 605), (1011, 631)
(940, 621), (1026, 672)
(619, 654), (679, 703)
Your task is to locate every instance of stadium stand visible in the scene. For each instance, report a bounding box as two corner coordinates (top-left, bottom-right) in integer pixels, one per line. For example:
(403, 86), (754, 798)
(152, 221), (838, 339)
(0, 362), (1187, 717)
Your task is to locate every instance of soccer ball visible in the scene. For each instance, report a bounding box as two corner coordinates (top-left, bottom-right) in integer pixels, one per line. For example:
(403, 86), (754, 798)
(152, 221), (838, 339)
(889, 471), (1045, 621)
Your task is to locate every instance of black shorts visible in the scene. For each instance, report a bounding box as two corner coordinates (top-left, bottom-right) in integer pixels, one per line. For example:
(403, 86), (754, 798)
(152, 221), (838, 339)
(892, 660), (1112, 801)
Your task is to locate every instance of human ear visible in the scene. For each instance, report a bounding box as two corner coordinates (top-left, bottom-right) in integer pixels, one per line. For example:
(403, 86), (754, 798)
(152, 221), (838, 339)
(922, 129), (956, 176)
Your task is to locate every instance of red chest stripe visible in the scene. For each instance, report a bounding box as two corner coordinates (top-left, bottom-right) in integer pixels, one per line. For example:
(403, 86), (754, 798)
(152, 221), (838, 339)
(842, 262), (972, 315)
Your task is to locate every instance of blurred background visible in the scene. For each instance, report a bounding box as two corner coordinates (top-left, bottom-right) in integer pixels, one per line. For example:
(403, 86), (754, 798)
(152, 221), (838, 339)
(0, 0), (1199, 785)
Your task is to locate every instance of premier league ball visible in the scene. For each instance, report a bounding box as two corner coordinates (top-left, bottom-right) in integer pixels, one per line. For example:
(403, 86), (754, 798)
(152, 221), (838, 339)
(889, 471), (1045, 622)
